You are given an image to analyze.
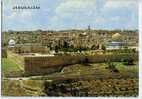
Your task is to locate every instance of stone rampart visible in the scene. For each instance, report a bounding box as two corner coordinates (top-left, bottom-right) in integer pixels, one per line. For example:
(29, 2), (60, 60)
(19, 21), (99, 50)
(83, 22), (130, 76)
(24, 53), (138, 76)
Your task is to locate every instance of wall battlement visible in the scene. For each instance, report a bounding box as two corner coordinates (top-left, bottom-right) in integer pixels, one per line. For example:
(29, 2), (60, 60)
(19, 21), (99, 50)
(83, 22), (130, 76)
(24, 53), (138, 76)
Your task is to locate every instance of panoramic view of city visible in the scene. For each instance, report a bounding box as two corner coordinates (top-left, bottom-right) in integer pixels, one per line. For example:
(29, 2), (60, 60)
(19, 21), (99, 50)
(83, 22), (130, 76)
(1, 0), (139, 97)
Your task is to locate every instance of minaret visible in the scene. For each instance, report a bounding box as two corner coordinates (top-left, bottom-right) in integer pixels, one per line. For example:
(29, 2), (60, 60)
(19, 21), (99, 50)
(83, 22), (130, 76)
(88, 25), (91, 32)
(88, 25), (92, 36)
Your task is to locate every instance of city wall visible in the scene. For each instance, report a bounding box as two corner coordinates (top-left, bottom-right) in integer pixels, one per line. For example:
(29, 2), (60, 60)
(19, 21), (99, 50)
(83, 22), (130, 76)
(24, 55), (86, 76)
(24, 53), (138, 76)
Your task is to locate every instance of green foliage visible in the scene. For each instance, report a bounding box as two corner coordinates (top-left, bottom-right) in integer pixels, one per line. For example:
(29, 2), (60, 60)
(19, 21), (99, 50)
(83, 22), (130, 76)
(3, 43), (7, 47)
(132, 48), (136, 53)
(107, 61), (115, 69)
(2, 58), (20, 72)
(91, 44), (99, 50)
(122, 57), (134, 65)
(2, 48), (7, 58)
(101, 44), (106, 51)
(63, 41), (69, 48)
(106, 49), (137, 54)
(55, 45), (59, 53)
(107, 61), (119, 72)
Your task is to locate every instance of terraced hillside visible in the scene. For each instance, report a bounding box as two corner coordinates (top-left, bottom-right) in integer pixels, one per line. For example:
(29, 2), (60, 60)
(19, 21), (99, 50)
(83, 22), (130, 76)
(2, 62), (138, 96)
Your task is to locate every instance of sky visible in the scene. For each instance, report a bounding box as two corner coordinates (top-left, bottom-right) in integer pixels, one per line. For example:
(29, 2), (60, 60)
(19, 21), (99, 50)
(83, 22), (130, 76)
(2, 0), (139, 31)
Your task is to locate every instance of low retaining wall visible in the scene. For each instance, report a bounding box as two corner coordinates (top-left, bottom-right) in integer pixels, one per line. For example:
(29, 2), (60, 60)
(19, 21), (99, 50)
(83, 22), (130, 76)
(24, 53), (138, 76)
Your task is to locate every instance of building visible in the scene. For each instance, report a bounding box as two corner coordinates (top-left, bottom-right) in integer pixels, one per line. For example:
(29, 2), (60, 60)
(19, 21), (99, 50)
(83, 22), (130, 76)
(107, 41), (127, 49)
(8, 39), (15, 48)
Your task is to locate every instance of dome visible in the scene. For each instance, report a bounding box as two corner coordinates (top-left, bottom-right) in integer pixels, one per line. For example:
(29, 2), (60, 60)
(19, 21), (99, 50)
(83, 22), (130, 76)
(112, 33), (122, 41)
(80, 32), (87, 37)
(8, 39), (15, 46)
(82, 32), (87, 35)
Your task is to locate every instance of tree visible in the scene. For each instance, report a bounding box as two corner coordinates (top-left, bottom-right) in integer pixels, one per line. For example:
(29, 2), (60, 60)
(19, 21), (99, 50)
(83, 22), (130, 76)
(2, 48), (7, 58)
(78, 46), (82, 52)
(55, 45), (59, 53)
(123, 57), (134, 65)
(3, 42), (7, 47)
(107, 61), (119, 73)
(63, 41), (69, 48)
(101, 44), (106, 51)
(91, 44), (99, 50)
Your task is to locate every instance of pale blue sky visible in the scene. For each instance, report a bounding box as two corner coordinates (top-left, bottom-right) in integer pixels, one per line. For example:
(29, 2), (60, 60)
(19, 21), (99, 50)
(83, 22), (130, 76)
(3, 0), (139, 31)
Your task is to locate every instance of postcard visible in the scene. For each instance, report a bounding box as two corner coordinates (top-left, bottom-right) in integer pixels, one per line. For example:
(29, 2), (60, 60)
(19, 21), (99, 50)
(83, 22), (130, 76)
(1, 0), (139, 97)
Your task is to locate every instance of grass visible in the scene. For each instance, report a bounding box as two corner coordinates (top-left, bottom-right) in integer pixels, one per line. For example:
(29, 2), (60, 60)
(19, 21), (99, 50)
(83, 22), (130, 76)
(2, 50), (138, 78)
(41, 62), (138, 80)
(60, 62), (138, 75)
(2, 58), (20, 72)
(2, 51), (24, 77)
(114, 62), (138, 73)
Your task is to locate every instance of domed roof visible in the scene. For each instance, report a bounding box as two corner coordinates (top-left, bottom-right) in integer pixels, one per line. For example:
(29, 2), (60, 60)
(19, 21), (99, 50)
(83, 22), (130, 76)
(79, 32), (87, 37)
(8, 39), (15, 45)
(82, 32), (87, 35)
(112, 33), (122, 41)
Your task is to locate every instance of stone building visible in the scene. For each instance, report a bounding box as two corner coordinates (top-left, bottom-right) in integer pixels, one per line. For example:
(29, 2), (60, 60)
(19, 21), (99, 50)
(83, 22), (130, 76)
(3, 29), (138, 51)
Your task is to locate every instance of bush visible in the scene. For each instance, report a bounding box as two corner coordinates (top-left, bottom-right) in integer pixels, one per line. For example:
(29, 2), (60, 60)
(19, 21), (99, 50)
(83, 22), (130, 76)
(80, 57), (90, 66)
(101, 44), (106, 51)
(132, 48), (136, 53)
(107, 61), (119, 73)
(2, 48), (7, 58)
(55, 45), (59, 53)
(123, 57), (134, 65)
(107, 61), (115, 70)
(91, 44), (99, 50)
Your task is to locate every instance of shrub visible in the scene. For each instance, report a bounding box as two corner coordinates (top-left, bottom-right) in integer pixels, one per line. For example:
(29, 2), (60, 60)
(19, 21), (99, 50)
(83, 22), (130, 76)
(2, 48), (7, 58)
(107, 61), (119, 73)
(91, 44), (99, 50)
(80, 57), (90, 66)
(101, 45), (106, 51)
(107, 61), (115, 70)
(55, 45), (59, 53)
(123, 57), (134, 65)
(132, 48), (136, 53)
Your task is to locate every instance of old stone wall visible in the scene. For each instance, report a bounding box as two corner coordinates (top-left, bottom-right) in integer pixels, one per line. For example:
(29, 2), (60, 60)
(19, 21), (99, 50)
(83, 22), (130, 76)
(24, 53), (138, 76)
(24, 55), (86, 76)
